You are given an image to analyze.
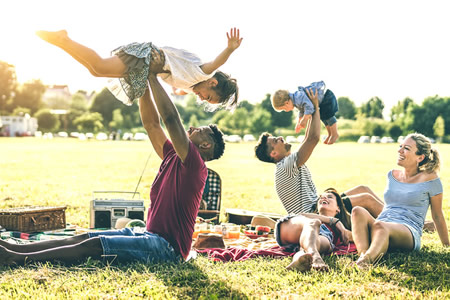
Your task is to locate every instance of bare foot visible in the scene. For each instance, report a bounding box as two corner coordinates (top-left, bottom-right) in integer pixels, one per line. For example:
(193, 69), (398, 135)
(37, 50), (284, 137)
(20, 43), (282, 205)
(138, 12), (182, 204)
(355, 253), (372, 270)
(311, 255), (329, 271)
(35, 30), (68, 46)
(286, 251), (312, 272)
(325, 134), (339, 145)
(0, 246), (16, 266)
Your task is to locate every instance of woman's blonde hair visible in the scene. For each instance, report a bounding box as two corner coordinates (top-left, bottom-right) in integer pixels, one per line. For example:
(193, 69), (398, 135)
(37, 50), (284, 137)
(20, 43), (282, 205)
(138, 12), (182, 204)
(407, 133), (441, 173)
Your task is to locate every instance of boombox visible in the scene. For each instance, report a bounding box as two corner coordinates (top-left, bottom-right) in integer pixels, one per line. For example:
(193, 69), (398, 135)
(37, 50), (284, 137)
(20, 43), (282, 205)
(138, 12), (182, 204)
(90, 191), (146, 229)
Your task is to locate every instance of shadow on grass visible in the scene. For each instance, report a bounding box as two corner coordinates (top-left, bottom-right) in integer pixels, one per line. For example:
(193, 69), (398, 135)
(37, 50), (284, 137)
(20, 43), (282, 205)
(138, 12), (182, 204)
(0, 258), (248, 299)
(140, 259), (249, 299)
(371, 249), (450, 292)
(323, 246), (449, 293)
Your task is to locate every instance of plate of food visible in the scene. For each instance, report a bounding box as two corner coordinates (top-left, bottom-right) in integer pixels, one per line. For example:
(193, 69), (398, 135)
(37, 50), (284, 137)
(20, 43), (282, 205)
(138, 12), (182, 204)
(244, 226), (271, 239)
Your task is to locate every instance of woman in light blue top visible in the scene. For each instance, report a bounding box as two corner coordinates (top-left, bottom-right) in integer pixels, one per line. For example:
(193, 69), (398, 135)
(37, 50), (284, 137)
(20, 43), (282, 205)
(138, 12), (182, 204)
(351, 133), (449, 268)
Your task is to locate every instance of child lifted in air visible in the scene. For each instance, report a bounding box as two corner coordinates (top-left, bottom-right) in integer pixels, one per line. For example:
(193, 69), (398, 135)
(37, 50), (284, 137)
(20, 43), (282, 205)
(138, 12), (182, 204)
(272, 81), (339, 144)
(36, 28), (243, 111)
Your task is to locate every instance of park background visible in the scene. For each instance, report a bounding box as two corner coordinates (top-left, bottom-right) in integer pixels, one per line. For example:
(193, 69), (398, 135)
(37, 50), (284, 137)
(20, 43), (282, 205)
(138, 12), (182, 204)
(0, 0), (449, 298)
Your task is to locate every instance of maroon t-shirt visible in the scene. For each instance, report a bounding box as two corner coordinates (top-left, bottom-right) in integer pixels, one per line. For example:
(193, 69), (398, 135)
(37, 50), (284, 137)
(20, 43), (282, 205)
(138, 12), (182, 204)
(147, 140), (207, 259)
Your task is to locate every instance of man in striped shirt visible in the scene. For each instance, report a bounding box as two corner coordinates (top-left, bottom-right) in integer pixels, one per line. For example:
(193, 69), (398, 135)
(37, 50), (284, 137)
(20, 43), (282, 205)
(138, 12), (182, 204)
(255, 89), (383, 217)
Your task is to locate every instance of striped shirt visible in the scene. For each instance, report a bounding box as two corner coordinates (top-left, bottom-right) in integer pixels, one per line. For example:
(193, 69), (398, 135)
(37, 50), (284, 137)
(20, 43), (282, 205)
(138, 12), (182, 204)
(275, 152), (317, 214)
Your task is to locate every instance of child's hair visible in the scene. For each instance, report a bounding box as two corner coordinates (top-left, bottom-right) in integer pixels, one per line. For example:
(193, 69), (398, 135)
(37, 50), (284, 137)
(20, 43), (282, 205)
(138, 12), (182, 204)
(272, 90), (290, 111)
(407, 133), (441, 173)
(210, 71), (238, 111)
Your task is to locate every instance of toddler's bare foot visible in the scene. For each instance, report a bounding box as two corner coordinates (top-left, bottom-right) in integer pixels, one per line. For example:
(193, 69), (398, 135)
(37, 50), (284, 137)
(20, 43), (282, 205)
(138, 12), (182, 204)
(311, 255), (329, 271)
(286, 251), (312, 272)
(35, 30), (68, 46)
(324, 134), (339, 145)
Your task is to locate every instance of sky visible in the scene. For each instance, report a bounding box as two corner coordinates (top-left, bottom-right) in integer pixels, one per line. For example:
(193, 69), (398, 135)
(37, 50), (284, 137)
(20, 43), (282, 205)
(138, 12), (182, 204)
(1, 0), (450, 114)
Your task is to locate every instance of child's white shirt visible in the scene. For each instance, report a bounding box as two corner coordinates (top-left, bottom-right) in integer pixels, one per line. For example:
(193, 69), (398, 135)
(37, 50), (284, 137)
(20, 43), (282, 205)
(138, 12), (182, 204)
(159, 47), (216, 93)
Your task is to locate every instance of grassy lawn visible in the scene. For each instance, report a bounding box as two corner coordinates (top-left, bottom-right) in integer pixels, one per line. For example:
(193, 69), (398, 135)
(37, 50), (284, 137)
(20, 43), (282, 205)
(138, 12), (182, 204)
(0, 138), (449, 299)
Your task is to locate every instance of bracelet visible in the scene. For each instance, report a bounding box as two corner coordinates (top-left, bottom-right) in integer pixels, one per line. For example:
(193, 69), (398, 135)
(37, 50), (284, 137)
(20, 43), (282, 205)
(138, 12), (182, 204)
(330, 218), (340, 227)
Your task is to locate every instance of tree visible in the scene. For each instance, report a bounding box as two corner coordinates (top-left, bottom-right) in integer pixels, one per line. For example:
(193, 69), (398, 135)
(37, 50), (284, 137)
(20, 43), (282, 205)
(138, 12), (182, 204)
(387, 123), (403, 141)
(180, 94), (208, 125)
(66, 93), (90, 131)
(390, 97), (414, 122)
(259, 93), (293, 128)
(35, 109), (60, 132)
(238, 100), (254, 113)
(336, 97), (356, 120)
(90, 88), (122, 126)
(12, 107), (31, 116)
(109, 109), (124, 130)
(211, 110), (228, 125)
(189, 114), (199, 127)
(359, 97), (384, 119)
(13, 79), (46, 114)
(0, 61), (18, 113)
(249, 108), (272, 135)
(401, 96), (449, 137)
(73, 112), (104, 133)
(218, 108), (249, 135)
(433, 115), (445, 142)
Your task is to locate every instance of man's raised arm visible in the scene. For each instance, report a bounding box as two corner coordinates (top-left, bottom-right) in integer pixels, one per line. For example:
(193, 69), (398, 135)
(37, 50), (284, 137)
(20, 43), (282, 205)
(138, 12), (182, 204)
(139, 88), (167, 159)
(295, 89), (321, 167)
(147, 74), (190, 162)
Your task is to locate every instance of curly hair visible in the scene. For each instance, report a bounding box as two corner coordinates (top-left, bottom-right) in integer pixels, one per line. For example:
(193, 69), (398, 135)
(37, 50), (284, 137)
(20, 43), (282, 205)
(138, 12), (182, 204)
(208, 124), (225, 161)
(254, 132), (273, 163)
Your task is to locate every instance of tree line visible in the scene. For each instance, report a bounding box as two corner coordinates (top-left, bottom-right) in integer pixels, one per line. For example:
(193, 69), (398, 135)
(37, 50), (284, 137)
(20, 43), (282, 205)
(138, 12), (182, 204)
(0, 60), (448, 142)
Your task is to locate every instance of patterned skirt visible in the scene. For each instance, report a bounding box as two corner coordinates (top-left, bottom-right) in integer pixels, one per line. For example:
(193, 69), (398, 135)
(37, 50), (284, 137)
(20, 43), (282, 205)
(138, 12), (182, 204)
(108, 42), (160, 105)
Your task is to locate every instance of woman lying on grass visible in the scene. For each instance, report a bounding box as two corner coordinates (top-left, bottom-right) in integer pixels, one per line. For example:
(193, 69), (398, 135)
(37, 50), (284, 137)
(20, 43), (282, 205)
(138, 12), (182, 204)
(275, 188), (352, 271)
(352, 133), (449, 268)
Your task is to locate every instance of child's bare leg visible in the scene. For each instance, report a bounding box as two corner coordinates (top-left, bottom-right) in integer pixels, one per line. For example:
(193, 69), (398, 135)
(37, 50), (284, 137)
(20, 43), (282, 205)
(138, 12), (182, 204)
(324, 126), (332, 144)
(324, 123), (339, 145)
(36, 30), (126, 78)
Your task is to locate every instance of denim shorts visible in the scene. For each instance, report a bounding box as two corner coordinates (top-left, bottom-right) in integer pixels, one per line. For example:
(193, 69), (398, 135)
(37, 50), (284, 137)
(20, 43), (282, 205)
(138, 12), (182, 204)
(319, 224), (335, 250)
(376, 215), (421, 251)
(275, 215), (335, 251)
(88, 228), (182, 263)
(320, 89), (338, 126)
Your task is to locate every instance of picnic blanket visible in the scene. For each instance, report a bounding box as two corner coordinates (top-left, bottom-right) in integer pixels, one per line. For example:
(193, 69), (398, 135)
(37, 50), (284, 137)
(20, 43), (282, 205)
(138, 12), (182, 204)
(0, 226), (92, 244)
(195, 235), (357, 262)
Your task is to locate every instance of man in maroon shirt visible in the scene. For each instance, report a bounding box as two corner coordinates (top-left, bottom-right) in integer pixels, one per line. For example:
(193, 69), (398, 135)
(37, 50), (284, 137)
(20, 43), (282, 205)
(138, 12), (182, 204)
(0, 71), (225, 265)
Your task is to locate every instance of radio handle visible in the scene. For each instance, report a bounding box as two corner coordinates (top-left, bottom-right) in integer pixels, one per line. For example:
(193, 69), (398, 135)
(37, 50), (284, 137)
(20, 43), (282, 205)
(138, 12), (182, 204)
(92, 191), (141, 199)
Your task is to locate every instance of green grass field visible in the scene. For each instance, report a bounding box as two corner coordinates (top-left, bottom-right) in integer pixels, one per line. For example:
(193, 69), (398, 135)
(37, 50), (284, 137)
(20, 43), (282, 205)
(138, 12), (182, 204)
(0, 138), (449, 299)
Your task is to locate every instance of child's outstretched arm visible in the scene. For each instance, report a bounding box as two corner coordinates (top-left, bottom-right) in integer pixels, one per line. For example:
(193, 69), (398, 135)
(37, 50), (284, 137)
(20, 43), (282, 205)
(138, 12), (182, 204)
(200, 27), (243, 75)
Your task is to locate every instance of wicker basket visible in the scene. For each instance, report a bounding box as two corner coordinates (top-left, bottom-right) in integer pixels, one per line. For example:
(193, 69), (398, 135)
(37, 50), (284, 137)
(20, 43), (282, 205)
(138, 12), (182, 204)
(0, 206), (67, 233)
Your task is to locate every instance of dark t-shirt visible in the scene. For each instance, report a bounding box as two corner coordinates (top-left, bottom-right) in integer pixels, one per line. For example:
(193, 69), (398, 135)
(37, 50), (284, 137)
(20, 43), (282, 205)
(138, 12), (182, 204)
(147, 140), (207, 259)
